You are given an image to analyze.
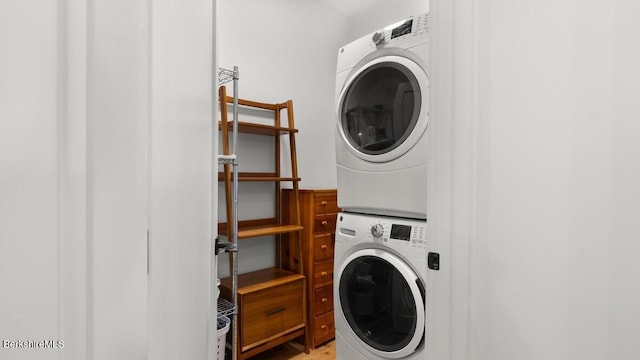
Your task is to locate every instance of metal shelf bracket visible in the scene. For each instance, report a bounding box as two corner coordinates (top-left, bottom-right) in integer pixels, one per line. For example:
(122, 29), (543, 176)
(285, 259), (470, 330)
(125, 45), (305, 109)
(217, 154), (238, 165)
(218, 67), (239, 85)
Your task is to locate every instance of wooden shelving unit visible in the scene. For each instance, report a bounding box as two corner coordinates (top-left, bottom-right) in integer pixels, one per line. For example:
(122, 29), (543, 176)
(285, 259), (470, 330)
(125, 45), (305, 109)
(217, 84), (309, 360)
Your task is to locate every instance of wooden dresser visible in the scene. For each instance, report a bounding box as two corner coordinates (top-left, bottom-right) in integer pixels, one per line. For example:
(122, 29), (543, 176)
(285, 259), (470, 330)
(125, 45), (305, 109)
(282, 189), (339, 349)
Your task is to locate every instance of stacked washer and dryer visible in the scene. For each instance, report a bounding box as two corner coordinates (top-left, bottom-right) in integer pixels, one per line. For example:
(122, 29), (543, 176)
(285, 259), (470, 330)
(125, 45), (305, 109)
(333, 12), (431, 360)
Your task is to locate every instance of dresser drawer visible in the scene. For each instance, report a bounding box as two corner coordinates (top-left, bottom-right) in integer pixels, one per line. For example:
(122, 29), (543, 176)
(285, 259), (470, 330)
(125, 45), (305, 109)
(313, 311), (335, 346)
(313, 285), (334, 315)
(314, 192), (339, 214)
(240, 278), (304, 348)
(313, 261), (333, 289)
(313, 214), (337, 234)
(313, 233), (334, 263)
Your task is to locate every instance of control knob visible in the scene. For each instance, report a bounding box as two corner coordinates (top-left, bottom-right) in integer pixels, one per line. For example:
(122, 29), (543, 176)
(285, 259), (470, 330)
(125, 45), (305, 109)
(371, 224), (384, 238)
(372, 31), (385, 46)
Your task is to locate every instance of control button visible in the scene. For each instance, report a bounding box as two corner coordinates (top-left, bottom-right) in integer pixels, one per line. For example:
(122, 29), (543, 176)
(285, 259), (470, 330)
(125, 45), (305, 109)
(371, 224), (384, 238)
(372, 31), (385, 46)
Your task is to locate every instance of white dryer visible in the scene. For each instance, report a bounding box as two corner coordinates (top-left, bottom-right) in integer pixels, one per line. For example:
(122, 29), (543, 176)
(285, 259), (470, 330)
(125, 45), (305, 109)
(334, 212), (428, 359)
(335, 12), (429, 219)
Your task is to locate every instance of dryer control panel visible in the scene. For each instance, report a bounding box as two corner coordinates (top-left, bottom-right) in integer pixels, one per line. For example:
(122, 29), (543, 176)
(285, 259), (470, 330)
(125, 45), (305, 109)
(370, 12), (429, 48)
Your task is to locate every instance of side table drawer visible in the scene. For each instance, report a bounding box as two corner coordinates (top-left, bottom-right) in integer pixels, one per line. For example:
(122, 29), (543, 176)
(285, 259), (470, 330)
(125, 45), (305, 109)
(314, 214), (337, 234)
(313, 285), (334, 315)
(313, 311), (335, 346)
(241, 279), (304, 349)
(314, 193), (339, 214)
(313, 261), (333, 289)
(313, 233), (334, 263)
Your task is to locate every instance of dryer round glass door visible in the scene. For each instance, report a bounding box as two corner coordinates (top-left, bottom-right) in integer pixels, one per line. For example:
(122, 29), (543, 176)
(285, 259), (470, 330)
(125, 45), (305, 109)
(337, 248), (425, 359)
(338, 56), (429, 163)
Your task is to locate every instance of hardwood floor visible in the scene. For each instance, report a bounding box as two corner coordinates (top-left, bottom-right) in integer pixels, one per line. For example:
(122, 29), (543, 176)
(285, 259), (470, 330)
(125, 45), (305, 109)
(248, 340), (335, 360)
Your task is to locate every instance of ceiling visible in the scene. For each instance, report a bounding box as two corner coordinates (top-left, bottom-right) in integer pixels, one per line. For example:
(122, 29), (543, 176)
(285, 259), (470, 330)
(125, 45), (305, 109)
(315, 0), (389, 17)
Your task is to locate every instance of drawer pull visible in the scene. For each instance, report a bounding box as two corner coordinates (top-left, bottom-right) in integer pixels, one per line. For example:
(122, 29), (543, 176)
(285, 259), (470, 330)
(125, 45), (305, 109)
(321, 271), (328, 278)
(321, 244), (328, 251)
(321, 297), (328, 303)
(321, 201), (327, 206)
(321, 220), (328, 226)
(265, 306), (286, 316)
(321, 324), (327, 330)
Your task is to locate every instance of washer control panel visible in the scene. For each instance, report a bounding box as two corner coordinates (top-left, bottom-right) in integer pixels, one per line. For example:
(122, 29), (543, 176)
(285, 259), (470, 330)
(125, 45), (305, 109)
(337, 212), (428, 249)
(368, 218), (427, 248)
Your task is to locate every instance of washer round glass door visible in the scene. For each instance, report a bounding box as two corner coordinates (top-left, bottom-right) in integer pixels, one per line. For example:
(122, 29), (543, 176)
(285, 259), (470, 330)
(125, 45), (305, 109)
(337, 56), (429, 163)
(337, 248), (425, 358)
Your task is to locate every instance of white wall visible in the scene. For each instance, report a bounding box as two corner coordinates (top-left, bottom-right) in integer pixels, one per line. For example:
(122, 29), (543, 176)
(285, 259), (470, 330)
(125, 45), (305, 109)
(219, 0), (345, 190)
(217, 0), (348, 276)
(0, 1), (214, 359)
(431, 0), (640, 359)
(347, 0), (427, 42)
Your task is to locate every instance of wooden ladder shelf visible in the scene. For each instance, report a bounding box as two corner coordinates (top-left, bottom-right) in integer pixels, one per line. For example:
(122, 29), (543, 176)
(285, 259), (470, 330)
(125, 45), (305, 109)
(217, 85), (309, 360)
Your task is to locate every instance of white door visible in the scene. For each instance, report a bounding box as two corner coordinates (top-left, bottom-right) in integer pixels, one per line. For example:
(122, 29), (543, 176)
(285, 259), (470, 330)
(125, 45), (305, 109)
(0, 2), (73, 359)
(0, 1), (214, 359)
(0, 1), (150, 358)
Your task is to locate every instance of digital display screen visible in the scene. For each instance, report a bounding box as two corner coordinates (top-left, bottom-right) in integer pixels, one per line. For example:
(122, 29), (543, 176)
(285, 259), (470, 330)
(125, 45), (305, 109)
(390, 224), (412, 241)
(391, 20), (413, 39)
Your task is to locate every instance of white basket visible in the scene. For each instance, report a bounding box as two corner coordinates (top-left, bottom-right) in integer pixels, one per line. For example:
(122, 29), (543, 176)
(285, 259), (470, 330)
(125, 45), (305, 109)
(216, 316), (230, 360)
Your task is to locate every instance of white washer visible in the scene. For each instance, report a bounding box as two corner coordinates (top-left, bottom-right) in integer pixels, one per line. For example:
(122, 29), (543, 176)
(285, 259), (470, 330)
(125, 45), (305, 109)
(334, 212), (428, 360)
(335, 12), (429, 219)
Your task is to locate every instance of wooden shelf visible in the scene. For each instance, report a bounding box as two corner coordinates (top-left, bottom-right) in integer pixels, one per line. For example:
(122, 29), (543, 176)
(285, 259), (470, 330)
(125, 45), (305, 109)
(217, 172), (301, 182)
(221, 267), (305, 294)
(218, 121), (298, 136)
(221, 95), (285, 111)
(219, 218), (304, 240)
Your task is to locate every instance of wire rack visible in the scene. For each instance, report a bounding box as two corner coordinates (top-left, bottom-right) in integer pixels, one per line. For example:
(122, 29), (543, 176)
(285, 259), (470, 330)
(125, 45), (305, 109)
(217, 297), (235, 318)
(218, 68), (236, 85)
